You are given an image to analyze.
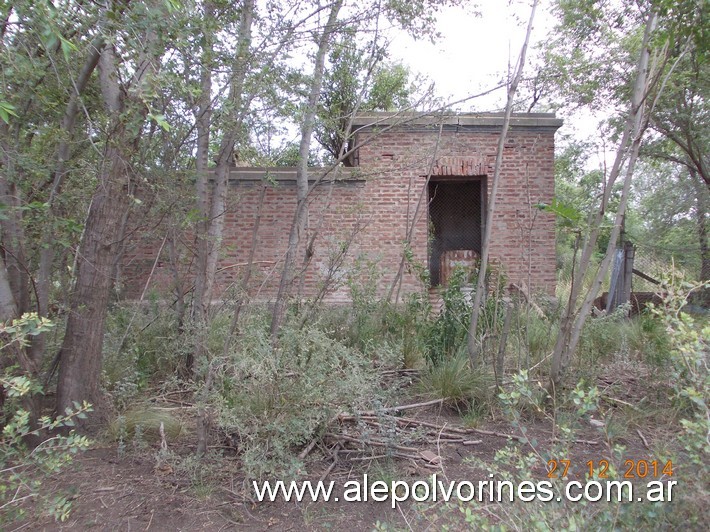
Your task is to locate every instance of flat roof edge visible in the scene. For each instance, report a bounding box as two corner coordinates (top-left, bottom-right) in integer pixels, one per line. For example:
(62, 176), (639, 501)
(351, 112), (563, 130)
(225, 167), (363, 182)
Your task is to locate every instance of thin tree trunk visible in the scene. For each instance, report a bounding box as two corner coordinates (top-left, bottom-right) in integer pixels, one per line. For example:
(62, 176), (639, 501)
(690, 167), (710, 282)
(188, 0), (216, 374)
(386, 121), (444, 304)
(467, 0), (539, 367)
(270, 0), (343, 341)
(0, 254), (17, 322)
(549, 11), (659, 390)
(0, 130), (30, 317)
(191, 0), (254, 317)
(192, 0), (216, 327)
(193, 0), (255, 455)
(167, 227), (187, 330)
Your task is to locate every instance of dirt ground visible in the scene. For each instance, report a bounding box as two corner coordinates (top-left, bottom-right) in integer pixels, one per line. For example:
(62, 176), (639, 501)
(8, 366), (677, 531)
(15, 397), (671, 532)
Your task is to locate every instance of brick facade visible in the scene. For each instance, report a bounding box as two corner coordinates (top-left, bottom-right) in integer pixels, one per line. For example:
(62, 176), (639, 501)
(121, 112), (561, 303)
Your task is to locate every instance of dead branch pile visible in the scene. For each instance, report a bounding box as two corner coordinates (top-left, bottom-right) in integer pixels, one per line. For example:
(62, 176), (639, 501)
(302, 399), (533, 470)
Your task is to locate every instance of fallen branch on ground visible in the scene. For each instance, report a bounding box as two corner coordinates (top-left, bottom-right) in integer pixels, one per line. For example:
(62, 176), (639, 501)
(352, 398), (445, 416)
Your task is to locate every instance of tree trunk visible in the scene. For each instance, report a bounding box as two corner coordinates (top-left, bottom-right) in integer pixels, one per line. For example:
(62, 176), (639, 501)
(192, 0), (216, 328)
(56, 140), (134, 416)
(193, 0), (255, 455)
(56, 32), (158, 417)
(549, 11), (659, 390)
(0, 129), (30, 317)
(270, 0), (343, 341)
(467, 0), (538, 366)
(0, 254), (17, 322)
(690, 167), (710, 282)
(190, 0), (254, 377)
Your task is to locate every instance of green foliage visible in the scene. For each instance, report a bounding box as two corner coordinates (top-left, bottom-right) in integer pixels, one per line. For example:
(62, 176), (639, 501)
(576, 306), (630, 365)
(538, 197), (583, 227)
(102, 304), (191, 409)
(551, 141), (620, 258)
(570, 306), (673, 374)
(498, 369), (549, 420)
(0, 312), (55, 350)
(1, 316), (91, 525)
(650, 275), (709, 471)
(630, 159), (707, 280)
(541, 0), (650, 111)
(213, 311), (381, 479)
(325, 254), (428, 367)
(514, 309), (559, 369)
(418, 353), (493, 412)
(0, 100), (18, 124)
(316, 30), (417, 160)
(427, 266), (473, 363)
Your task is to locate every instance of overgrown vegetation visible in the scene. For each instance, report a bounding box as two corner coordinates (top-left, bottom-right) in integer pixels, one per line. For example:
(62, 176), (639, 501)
(390, 276), (709, 530)
(1, 314), (91, 524)
(5, 256), (707, 526)
(0, 0), (707, 528)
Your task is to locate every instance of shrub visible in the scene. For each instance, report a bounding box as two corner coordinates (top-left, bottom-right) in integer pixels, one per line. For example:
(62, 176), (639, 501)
(427, 267), (472, 364)
(1, 314), (92, 525)
(102, 303), (192, 408)
(213, 314), (381, 479)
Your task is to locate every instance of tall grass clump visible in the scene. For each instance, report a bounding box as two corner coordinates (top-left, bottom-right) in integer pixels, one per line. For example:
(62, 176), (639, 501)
(418, 351), (494, 413)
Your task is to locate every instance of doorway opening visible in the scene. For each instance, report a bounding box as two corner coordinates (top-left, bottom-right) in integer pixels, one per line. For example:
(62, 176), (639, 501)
(428, 178), (485, 287)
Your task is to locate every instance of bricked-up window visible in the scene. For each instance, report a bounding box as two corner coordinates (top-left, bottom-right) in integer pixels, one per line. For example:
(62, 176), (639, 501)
(428, 178), (485, 286)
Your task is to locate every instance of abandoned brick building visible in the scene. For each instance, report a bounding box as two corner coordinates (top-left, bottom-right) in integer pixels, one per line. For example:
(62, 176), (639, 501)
(122, 112), (562, 303)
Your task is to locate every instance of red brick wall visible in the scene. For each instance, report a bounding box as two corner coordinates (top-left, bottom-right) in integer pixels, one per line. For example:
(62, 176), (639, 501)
(121, 114), (560, 302)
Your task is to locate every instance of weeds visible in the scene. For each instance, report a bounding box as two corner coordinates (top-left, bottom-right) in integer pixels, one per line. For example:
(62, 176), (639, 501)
(418, 352), (493, 413)
(1, 314), (92, 525)
(91, 262), (705, 530)
(103, 303), (191, 408)
(214, 312), (381, 479)
(386, 275), (708, 530)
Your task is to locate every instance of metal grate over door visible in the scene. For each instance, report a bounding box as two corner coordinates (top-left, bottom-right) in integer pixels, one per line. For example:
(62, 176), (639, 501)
(428, 179), (484, 286)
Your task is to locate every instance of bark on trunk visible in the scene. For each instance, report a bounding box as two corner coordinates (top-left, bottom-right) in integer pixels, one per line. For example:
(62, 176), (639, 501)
(190, 0), (254, 376)
(690, 167), (710, 282)
(549, 11), (659, 390)
(56, 29), (157, 417)
(467, 0), (538, 366)
(191, 0), (216, 328)
(56, 141), (133, 415)
(0, 128), (30, 317)
(270, 0), (343, 341)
